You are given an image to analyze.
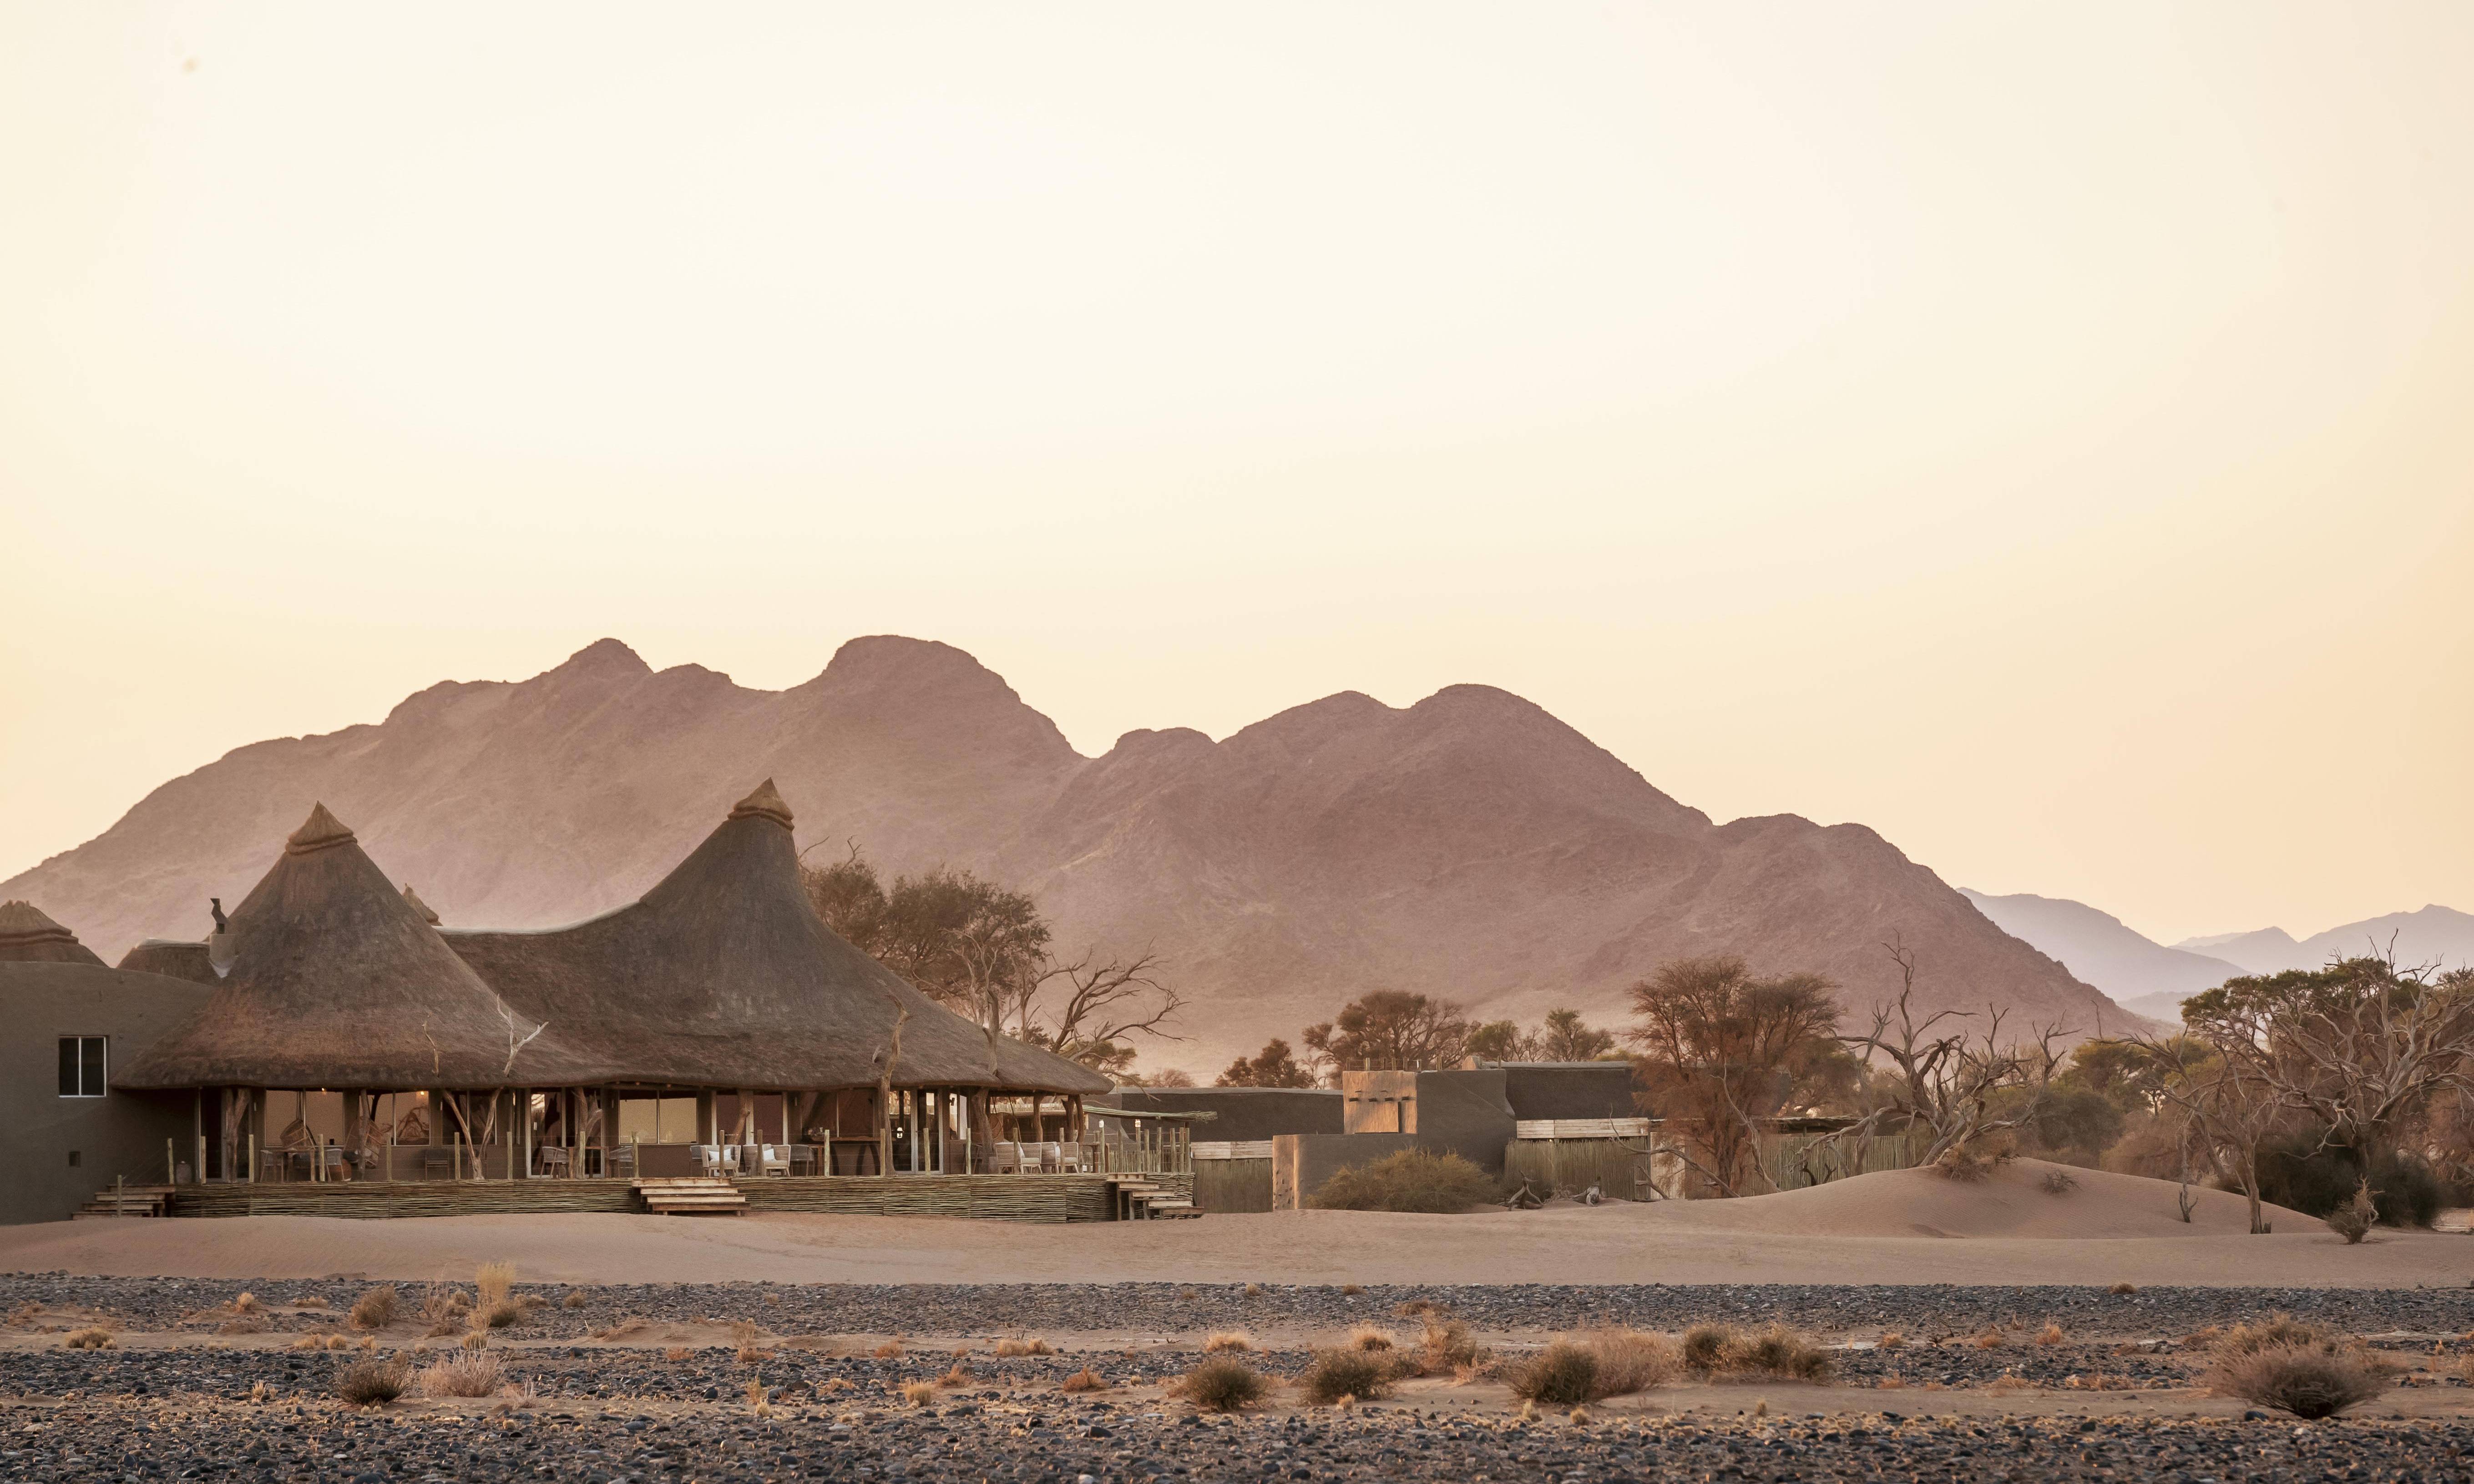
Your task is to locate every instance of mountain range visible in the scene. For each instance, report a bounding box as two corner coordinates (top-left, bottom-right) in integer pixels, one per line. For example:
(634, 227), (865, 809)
(1963, 890), (2474, 1022)
(5, 636), (2141, 1075)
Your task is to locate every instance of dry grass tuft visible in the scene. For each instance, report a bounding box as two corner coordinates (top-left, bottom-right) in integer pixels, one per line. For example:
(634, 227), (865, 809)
(1417, 1316), (1482, 1374)
(1339, 1283), (1364, 1296)
(873, 1340), (904, 1359)
(290, 1294), (328, 1309)
(334, 1355), (409, 1405)
(1568, 1404), (1592, 1424)
(993, 1336), (1052, 1357)
(1393, 1299), (1443, 1318)
(745, 1378), (774, 1418)
(2109, 1282), (2138, 1296)
(2216, 1313), (2326, 1360)
(416, 1350), (504, 1398)
(470, 1262), (522, 1330)
(1243, 1283), (1263, 1297)
(899, 1380), (936, 1408)
(1877, 1331), (1907, 1350)
(939, 1363), (971, 1388)
(664, 1346), (694, 1362)
(232, 1292), (262, 1314)
(2207, 1343), (2386, 1419)
(1204, 1332), (1255, 1353)
(1177, 1356), (1269, 1413)
(60, 1328), (114, 1351)
(1309, 1149), (1499, 1213)
(1508, 1341), (1601, 1408)
(1721, 1324), (1833, 1382)
(1300, 1348), (1397, 1405)
(1585, 1328), (1680, 1396)
(560, 1290), (586, 1309)
(348, 1286), (398, 1331)
(1060, 1367), (1109, 1393)
(1346, 1324), (1396, 1352)
(326, 1334), (353, 1351)
(1680, 1323), (1735, 1372)
(2039, 1168), (2079, 1195)
(2034, 1323), (2066, 1348)
(1972, 1326), (2006, 1349)
(1876, 1373), (1907, 1390)
(289, 1335), (322, 1352)
(2326, 1182), (2377, 1245)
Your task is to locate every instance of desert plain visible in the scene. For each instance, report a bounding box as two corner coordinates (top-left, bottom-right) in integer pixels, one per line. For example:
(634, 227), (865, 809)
(3, 1161), (2470, 1483)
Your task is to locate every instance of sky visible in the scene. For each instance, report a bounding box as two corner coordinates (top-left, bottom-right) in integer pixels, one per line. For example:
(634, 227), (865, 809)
(3, 4), (2470, 946)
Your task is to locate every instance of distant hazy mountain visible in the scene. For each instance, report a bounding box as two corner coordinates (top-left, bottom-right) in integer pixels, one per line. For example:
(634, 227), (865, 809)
(0, 637), (2136, 1075)
(1960, 889), (2246, 1020)
(2173, 906), (2474, 977)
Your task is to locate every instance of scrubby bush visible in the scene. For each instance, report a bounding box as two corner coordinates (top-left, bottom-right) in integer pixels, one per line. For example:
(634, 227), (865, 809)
(2255, 1134), (2442, 1227)
(2215, 1312), (2325, 1359)
(1508, 1341), (1599, 1406)
(1204, 1332), (1254, 1353)
(1346, 1325), (1395, 1352)
(333, 1356), (408, 1405)
(993, 1336), (1052, 1357)
(1060, 1367), (1109, 1393)
(1178, 1356), (1268, 1412)
(2326, 1183), (2377, 1244)
(1308, 1150), (1498, 1213)
(1416, 1316), (1481, 1374)
(1300, 1348), (1396, 1404)
(60, 1328), (113, 1350)
(2206, 1343), (2386, 1419)
(348, 1286), (398, 1331)
(1680, 1323), (1735, 1372)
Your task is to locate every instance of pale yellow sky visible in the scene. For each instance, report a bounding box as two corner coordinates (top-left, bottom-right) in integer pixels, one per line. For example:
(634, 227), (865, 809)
(4, 4), (2470, 944)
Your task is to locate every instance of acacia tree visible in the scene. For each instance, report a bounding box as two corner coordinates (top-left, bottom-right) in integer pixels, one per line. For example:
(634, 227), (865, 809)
(2130, 1034), (2282, 1233)
(1625, 956), (1839, 1197)
(1300, 991), (1475, 1076)
(2179, 955), (2474, 1182)
(1217, 1038), (1317, 1088)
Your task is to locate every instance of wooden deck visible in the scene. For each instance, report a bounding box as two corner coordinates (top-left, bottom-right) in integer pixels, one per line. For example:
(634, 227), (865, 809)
(158, 1171), (1194, 1224)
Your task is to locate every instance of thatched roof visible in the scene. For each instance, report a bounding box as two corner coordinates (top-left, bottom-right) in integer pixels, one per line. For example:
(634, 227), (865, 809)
(0, 901), (105, 966)
(115, 803), (606, 1091)
(402, 885), (441, 925)
(117, 939), (219, 984)
(445, 780), (1110, 1095)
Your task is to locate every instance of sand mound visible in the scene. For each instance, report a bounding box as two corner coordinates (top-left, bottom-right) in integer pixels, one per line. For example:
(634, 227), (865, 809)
(1654, 1158), (2314, 1240)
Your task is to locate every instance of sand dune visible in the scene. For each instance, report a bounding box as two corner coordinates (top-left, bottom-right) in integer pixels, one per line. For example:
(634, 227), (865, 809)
(1647, 1159), (2314, 1240)
(0, 1163), (2449, 1289)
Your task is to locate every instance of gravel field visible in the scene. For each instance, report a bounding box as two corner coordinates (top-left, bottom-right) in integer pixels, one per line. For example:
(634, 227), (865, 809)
(7, 1276), (2474, 1482)
(10, 1274), (2474, 1341)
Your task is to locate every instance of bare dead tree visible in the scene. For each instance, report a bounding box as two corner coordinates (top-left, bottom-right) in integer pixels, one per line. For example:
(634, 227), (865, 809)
(1822, 935), (2072, 1171)
(1024, 950), (1183, 1071)
(2129, 1033), (2282, 1233)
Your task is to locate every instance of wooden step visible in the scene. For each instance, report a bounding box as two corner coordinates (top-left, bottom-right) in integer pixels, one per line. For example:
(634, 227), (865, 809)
(76, 1186), (171, 1218)
(631, 1177), (746, 1216)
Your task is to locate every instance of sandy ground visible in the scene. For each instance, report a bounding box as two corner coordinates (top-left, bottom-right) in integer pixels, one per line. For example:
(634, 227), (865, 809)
(5, 1162), (2466, 1287)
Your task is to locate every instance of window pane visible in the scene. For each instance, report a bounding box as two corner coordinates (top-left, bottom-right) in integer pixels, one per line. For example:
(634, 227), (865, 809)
(58, 1039), (77, 1097)
(81, 1038), (104, 1097)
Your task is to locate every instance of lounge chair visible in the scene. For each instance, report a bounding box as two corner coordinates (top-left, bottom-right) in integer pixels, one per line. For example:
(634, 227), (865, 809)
(756, 1144), (790, 1177)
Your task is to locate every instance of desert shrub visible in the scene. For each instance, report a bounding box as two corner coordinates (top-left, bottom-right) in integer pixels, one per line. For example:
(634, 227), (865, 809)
(2327, 1183), (2377, 1244)
(415, 1350), (503, 1398)
(1721, 1324), (1832, 1381)
(994, 1336), (1052, 1357)
(232, 1292), (262, 1314)
(1680, 1323), (1735, 1372)
(2206, 1343), (2386, 1419)
(2040, 1168), (2079, 1195)
(1179, 1356), (1268, 1412)
(1300, 1348), (1396, 1404)
(1346, 1324), (1395, 1352)
(60, 1328), (113, 1350)
(561, 1290), (587, 1309)
(2109, 1282), (2137, 1296)
(333, 1356), (408, 1405)
(348, 1286), (398, 1331)
(1308, 1150), (1498, 1213)
(1877, 1331), (1907, 1350)
(1060, 1366), (1109, 1393)
(1339, 1283), (1364, 1296)
(899, 1380), (936, 1407)
(1204, 1332), (1254, 1353)
(1509, 1342), (1599, 1407)
(2255, 1134), (2442, 1227)
(471, 1263), (522, 1329)
(873, 1340), (904, 1358)
(2034, 1323), (2065, 1347)
(664, 1346), (693, 1362)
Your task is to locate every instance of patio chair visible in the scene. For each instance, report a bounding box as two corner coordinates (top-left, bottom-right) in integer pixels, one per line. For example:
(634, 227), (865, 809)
(984, 1141), (1020, 1175)
(1056, 1141), (1086, 1174)
(607, 1144), (637, 1179)
(536, 1146), (571, 1178)
(787, 1143), (819, 1176)
(756, 1144), (790, 1177)
(420, 1148), (453, 1181)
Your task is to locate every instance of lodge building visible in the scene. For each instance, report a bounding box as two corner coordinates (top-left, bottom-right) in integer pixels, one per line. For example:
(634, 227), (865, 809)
(0, 783), (1197, 1224)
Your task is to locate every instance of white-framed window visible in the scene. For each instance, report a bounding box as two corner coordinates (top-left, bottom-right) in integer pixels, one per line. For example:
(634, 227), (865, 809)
(57, 1036), (106, 1098)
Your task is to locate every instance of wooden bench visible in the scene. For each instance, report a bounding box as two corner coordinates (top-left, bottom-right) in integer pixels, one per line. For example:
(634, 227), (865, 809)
(631, 1177), (746, 1216)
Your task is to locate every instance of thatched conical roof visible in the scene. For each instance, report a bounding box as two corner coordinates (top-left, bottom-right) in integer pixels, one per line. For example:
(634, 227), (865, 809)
(445, 780), (1109, 1095)
(115, 803), (604, 1090)
(402, 885), (441, 925)
(0, 901), (106, 966)
(118, 939), (219, 983)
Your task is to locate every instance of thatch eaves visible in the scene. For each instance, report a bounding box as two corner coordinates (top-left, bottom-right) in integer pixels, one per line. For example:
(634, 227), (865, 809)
(0, 901), (106, 966)
(118, 939), (219, 984)
(114, 803), (606, 1091)
(402, 884), (441, 925)
(446, 780), (1110, 1095)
